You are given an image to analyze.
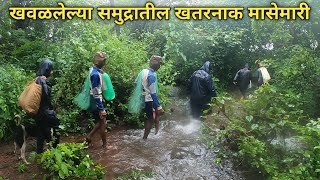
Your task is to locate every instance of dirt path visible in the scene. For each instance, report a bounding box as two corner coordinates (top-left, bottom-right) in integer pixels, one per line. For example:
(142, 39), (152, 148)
(0, 91), (246, 180)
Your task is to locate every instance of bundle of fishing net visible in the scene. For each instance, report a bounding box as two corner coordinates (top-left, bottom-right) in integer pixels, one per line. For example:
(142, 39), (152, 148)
(74, 68), (115, 111)
(128, 71), (145, 113)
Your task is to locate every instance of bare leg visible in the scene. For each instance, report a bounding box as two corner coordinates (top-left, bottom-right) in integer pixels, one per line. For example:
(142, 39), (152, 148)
(99, 118), (107, 147)
(87, 122), (101, 144)
(143, 119), (152, 139)
(154, 113), (159, 135)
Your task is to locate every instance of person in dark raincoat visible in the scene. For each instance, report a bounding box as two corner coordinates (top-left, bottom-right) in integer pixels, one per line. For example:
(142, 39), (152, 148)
(35, 59), (60, 153)
(233, 64), (252, 99)
(188, 61), (217, 119)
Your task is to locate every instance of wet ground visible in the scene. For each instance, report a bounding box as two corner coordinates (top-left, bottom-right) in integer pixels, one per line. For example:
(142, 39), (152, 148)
(0, 93), (246, 180)
(87, 95), (245, 180)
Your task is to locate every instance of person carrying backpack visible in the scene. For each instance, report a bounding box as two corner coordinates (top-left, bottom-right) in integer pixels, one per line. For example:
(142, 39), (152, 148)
(257, 63), (271, 87)
(35, 59), (60, 153)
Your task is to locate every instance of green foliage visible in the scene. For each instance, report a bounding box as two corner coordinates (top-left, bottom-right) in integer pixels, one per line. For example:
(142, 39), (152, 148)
(12, 40), (50, 71)
(28, 151), (38, 164)
(201, 14), (320, 179)
(271, 45), (320, 116)
(17, 162), (27, 173)
(0, 65), (32, 140)
(157, 59), (176, 105)
(163, 21), (250, 88)
(243, 85), (304, 138)
(39, 142), (105, 179)
(0, 18), (176, 139)
(1, 1), (320, 179)
(207, 85), (320, 179)
(57, 109), (83, 135)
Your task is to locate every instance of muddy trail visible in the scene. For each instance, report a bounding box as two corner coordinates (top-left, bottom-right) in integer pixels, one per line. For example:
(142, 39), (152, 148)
(0, 90), (247, 180)
(88, 95), (245, 180)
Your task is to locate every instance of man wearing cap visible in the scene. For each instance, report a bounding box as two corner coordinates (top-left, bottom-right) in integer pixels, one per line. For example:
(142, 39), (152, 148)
(86, 51), (108, 148)
(141, 55), (165, 139)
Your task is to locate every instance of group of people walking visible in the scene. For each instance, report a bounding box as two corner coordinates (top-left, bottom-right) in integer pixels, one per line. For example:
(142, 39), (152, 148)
(30, 52), (165, 152)
(188, 62), (271, 119)
(233, 63), (271, 99)
(29, 51), (270, 153)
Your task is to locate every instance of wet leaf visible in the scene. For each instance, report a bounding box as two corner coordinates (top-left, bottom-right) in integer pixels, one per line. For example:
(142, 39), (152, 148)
(246, 115), (253, 122)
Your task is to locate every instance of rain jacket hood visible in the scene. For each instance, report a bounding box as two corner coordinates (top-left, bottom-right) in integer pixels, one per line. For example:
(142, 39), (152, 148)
(188, 61), (217, 102)
(35, 59), (54, 115)
(37, 59), (53, 78)
(199, 61), (212, 74)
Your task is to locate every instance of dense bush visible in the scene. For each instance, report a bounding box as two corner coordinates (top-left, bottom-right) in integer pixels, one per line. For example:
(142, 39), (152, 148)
(270, 45), (320, 117)
(202, 14), (320, 178)
(51, 22), (149, 110)
(39, 143), (105, 179)
(1, 1), (320, 179)
(0, 65), (32, 140)
(208, 85), (320, 179)
(162, 21), (250, 88)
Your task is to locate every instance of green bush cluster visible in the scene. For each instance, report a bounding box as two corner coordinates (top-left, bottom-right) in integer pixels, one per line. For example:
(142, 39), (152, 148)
(51, 21), (150, 124)
(0, 65), (32, 140)
(162, 21), (249, 88)
(39, 143), (105, 179)
(209, 84), (320, 179)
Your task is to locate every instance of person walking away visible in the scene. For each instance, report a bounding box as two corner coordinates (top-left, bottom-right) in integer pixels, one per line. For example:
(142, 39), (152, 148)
(188, 61), (217, 119)
(233, 63), (252, 99)
(257, 63), (271, 87)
